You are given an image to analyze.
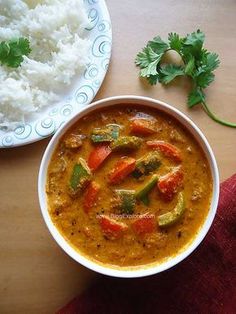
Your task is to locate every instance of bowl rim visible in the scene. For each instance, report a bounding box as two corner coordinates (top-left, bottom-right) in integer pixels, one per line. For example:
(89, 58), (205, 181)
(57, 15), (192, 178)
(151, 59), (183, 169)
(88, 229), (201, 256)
(38, 95), (219, 278)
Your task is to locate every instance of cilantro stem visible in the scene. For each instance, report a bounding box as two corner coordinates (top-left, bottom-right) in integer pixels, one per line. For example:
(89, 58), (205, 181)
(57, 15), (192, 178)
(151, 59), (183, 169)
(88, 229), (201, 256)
(201, 100), (236, 128)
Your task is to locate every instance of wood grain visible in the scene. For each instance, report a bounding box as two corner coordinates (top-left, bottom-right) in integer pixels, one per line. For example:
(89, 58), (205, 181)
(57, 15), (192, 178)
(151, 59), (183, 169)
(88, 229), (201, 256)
(0, 1), (235, 313)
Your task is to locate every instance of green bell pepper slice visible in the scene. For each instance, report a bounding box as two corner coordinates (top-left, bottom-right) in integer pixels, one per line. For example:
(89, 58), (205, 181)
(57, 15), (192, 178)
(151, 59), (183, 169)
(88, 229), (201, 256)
(111, 136), (143, 151)
(135, 174), (158, 205)
(114, 189), (136, 214)
(69, 158), (92, 194)
(133, 152), (161, 178)
(158, 192), (185, 227)
(91, 124), (120, 143)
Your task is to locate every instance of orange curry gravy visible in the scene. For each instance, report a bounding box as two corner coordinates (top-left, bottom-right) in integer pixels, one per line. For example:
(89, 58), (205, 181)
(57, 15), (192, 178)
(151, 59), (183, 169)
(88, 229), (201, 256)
(46, 105), (212, 267)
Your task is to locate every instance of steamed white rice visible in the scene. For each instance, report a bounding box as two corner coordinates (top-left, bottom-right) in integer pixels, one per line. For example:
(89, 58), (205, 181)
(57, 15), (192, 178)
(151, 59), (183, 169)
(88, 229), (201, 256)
(0, 0), (91, 130)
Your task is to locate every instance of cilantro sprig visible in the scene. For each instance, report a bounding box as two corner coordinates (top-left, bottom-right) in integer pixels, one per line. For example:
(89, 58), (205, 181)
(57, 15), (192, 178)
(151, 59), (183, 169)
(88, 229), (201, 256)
(136, 30), (236, 128)
(0, 37), (31, 68)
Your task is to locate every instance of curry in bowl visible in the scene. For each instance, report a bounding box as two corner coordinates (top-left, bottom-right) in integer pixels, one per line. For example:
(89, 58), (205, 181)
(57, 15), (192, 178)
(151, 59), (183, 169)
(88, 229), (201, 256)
(46, 105), (212, 267)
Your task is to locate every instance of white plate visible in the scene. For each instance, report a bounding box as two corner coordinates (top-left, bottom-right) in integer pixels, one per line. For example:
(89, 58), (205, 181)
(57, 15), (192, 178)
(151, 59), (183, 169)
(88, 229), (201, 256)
(0, 0), (112, 148)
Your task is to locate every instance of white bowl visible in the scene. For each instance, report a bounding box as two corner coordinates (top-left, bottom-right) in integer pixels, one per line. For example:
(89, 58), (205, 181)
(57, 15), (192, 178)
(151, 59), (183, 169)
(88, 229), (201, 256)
(38, 95), (219, 278)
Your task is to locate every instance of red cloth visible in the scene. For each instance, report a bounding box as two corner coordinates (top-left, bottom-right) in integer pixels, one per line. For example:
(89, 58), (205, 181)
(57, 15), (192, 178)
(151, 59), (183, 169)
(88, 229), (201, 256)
(58, 174), (236, 314)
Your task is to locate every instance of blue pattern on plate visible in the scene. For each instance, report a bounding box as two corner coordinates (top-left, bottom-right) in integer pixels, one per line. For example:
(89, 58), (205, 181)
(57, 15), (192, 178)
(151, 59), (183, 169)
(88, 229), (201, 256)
(0, 0), (112, 148)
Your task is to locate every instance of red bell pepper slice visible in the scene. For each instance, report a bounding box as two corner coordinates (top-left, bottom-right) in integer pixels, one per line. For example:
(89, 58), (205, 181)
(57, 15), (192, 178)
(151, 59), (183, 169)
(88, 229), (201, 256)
(146, 140), (182, 162)
(132, 213), (156, 235)
(108, 157), (136, 184)
(88, 144), (112, 171)
(99, 215), (128, 239)
(83, 181), (100, 213)
(130, 119), (156, 136)
(158, 166), (184, 201)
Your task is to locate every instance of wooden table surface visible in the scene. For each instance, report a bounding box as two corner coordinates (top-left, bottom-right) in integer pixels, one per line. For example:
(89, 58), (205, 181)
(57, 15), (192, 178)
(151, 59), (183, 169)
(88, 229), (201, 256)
(0, 0), (236, 313)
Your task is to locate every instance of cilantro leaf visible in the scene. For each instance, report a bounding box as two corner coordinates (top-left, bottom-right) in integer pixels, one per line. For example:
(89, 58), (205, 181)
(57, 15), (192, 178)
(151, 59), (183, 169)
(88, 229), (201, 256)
(17, 37), (31, 55)
(0, 42), (10, 61)
(159, 64), (185, 84)
(194, 71), (215, 88)
(0, 37), (31, 68)
(135, 46), (160, 68)
(147, 36), (169, 54)
(188, 88), (205, 107)
(168, 33), (183, 52)
(6, 55), (24, 68)
(184, 30), (205, 46)
(184, 55), (195, 75)
(182, 30), (205, 59)
(183, 30), (205, 49)
(146, 74), (159, 85)
(202, 52), (220, 72)
(135, 35), (170, 78)
(140, 58), (160, 77)
(136, 44), (165, 78)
